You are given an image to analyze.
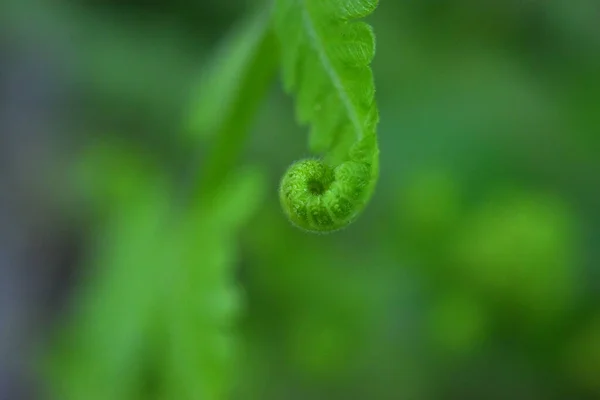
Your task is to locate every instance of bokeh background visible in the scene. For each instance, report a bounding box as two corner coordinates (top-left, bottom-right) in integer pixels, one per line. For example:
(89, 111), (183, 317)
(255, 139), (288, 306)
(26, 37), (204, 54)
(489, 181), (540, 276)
(1, 0), (599, 399)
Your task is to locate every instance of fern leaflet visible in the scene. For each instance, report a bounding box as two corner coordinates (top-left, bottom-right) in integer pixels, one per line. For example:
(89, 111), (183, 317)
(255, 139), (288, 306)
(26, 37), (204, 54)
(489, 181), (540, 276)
(274, 0), (380, 233)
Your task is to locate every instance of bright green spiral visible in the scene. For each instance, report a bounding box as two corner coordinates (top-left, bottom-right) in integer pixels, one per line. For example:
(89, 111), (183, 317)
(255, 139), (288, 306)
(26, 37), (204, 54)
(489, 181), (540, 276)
(279, 136), (378, 233)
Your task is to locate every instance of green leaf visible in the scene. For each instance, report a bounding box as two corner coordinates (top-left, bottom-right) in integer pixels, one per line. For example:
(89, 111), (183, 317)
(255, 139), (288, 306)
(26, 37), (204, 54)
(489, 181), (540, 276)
(162, 167), (266, 400)
(44, 146), (266, 400)
(273, 0), (380, 233)
(43, 153), (174, 400)
(273, 0), (379, 162)
(43, 8), (273, 399)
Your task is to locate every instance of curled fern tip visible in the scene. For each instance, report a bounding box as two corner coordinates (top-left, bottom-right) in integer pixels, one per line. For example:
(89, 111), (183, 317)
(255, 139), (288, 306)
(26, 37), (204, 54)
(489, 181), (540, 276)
(274, 0), (380, 233)
(279, 158), (372, 233)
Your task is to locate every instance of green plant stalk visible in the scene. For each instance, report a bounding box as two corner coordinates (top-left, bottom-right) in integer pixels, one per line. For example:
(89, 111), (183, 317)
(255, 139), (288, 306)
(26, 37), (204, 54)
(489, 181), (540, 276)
(188, 9), (279, 199)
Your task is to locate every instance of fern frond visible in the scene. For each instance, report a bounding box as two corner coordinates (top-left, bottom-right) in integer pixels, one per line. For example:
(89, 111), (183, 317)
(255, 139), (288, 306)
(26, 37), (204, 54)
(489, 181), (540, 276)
(274, 0), (380, 233)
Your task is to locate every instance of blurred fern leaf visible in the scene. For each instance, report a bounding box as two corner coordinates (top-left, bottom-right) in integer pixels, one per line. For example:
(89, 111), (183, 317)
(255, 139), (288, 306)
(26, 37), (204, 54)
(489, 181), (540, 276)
(43, 8), (273, 400)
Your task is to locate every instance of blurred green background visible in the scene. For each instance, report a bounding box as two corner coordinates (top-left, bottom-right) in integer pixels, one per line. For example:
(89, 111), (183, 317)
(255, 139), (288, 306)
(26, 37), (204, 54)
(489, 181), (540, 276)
(1, 0), (599, 399)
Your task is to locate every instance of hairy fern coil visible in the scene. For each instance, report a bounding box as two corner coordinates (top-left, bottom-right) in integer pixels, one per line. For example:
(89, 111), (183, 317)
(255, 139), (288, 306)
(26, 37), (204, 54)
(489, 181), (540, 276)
(279, 135), (378, 233)
(274, 0), (380, 233)
(279, 160), (369, 232)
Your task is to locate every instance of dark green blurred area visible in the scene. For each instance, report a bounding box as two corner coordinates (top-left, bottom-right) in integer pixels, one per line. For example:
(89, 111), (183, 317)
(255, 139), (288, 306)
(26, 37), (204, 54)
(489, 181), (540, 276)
(3, 0), (599, 399)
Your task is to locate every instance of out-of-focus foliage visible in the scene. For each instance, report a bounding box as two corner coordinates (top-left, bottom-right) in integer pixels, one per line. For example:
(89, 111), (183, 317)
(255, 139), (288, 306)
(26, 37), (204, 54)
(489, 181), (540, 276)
(38, 6), (273, 400)
(1, 0), (596, 399)
(45, 140), (265, 399)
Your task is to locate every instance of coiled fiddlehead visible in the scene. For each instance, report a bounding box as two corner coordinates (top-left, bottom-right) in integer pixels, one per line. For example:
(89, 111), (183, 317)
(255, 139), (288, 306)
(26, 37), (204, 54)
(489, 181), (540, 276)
(274, 0), (380, 233)
(279, 134), (378, 233)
